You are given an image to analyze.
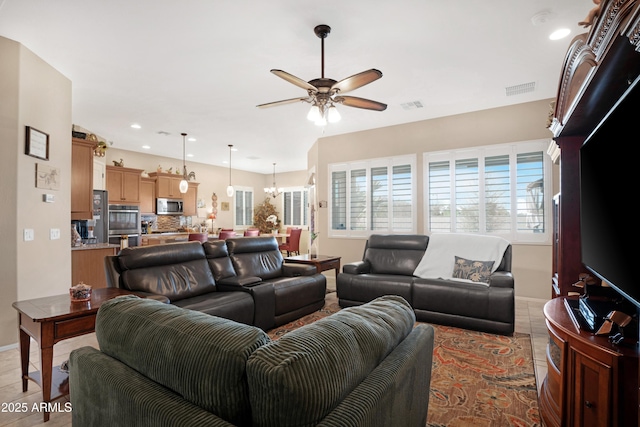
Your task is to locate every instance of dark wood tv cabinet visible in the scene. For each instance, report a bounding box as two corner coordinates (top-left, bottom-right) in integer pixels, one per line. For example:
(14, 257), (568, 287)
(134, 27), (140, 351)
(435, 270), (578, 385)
(540, 297), (639, 427)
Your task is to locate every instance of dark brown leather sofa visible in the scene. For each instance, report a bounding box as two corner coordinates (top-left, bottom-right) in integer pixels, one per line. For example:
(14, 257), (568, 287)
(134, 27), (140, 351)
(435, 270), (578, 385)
(104, 237), (326, 330)
(337, 234), (514, 335)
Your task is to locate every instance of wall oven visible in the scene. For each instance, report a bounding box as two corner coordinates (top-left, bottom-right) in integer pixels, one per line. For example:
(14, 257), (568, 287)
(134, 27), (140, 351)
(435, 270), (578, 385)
(108, 204), (140, 246)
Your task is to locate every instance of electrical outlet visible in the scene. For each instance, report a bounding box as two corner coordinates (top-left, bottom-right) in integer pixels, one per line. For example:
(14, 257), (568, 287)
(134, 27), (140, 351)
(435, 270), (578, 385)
(50, 228), (60, 240)
(23, 229), (34, 241)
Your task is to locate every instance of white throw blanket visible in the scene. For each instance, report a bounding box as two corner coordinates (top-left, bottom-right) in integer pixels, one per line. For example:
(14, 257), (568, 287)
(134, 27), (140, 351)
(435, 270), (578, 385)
(413, 233), (510, 280)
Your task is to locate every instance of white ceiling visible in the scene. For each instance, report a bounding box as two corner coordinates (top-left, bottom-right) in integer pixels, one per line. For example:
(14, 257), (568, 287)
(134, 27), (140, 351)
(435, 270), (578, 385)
(0, 0), (588, 174)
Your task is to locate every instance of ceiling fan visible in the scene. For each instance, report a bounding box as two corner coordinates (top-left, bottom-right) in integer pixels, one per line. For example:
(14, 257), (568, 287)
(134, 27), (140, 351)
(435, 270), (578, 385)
(257, 24), (387, 125)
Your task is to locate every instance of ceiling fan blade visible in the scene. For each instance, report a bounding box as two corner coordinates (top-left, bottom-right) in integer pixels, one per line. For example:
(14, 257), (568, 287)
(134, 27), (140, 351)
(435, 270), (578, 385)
(331, 69), (383, 94)
(271, 69), (317, 92)
(256, 97), (311, 109)
(335, 96), (387, 111)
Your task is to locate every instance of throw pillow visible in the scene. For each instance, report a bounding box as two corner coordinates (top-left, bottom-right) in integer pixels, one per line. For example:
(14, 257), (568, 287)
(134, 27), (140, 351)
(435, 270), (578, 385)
(452, 256), (494, 283)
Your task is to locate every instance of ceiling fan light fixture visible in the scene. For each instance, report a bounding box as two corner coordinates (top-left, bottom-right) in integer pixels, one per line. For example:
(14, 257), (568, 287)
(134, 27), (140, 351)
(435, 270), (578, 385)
(315, 115), (327, 126)
(307, 105), (321, 121)
(327, 105), (341, 123)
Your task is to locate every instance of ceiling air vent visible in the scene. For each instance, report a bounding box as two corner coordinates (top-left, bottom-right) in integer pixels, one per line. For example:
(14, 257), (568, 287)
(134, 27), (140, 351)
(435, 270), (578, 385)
(505, 82), (536, 96)
(400, 100), (424, 110)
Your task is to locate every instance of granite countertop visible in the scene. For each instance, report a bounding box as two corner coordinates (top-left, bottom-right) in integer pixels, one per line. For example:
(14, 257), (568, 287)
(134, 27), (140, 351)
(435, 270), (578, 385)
(71, 243), (121, 251)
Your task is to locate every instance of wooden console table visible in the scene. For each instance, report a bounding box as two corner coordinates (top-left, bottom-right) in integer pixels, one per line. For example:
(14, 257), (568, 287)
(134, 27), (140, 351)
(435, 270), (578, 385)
(540, 297), (639, 427)
(284, 254), (341, 278)
(12, 288), (144, 422)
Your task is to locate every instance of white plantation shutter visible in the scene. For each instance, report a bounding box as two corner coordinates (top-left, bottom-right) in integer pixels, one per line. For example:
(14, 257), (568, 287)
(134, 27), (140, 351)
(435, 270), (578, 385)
(331, 171), (347, 230)
(391, 164), (412, 232)
(282, 189), (308, 227)
(234, 188), (254, 227)
(329, 156), (416, 236)
(424, 139), (550, 243)
(428, 160), (451, 232)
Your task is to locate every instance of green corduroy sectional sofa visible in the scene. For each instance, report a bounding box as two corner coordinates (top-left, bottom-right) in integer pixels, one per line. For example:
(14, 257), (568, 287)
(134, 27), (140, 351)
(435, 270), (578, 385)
(69, 294), (435, 427)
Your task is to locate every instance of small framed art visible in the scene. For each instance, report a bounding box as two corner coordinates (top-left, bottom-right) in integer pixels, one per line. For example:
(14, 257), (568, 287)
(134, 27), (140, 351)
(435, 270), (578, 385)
(25, 126), (50, 160)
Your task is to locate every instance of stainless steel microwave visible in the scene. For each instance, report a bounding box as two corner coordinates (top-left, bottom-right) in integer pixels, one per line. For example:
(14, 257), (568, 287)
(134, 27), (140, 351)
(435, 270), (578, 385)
(156, 198), (184, 215)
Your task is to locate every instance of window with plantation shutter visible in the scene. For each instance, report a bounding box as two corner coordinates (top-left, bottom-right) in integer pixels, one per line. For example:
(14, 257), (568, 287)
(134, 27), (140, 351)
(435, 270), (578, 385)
(234, 187), (253, 227)
(282, 188), (308, 227)
(424, 139), (550, 243)
(329, 155), (416, 237)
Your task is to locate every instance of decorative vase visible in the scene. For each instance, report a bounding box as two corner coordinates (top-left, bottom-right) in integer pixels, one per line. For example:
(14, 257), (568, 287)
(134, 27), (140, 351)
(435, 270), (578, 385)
(310, 239), (318, 258)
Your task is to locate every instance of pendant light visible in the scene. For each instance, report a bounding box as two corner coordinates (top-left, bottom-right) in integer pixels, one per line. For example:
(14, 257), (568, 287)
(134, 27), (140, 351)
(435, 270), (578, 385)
(264, 163), (283, 198)
(179, 132), (189, 194)
(226, 144), (235, 197)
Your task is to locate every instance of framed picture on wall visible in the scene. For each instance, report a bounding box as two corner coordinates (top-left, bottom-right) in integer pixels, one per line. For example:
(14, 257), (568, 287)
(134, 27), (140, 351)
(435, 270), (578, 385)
(25, 126), (50, 160)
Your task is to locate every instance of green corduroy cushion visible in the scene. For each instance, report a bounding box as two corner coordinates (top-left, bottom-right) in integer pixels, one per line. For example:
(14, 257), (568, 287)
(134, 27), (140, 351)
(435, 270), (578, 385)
(246, 295), (415, 427)
(95, 295), (271, 426)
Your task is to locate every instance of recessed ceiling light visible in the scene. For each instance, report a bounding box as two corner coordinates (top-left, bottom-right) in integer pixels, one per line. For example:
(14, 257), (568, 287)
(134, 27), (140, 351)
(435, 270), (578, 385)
(131, 123), (141, 129)
(231, 147), (238, 152)
(187, 154), (194, 158)
(549, 28), (571, 40)
(188, 137), (196, 142)
(142, 145), (151, 149)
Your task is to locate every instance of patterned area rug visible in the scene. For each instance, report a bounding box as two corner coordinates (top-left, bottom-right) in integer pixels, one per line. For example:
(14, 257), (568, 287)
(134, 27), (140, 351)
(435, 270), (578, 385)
(268, 293), (540, 427)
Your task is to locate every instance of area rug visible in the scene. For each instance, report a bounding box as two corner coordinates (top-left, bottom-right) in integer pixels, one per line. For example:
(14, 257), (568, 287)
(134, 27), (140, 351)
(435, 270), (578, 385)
(267, 293), (541, 427)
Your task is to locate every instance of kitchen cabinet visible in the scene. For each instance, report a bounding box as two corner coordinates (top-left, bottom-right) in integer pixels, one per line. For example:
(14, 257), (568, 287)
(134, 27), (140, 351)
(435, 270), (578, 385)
(149, 172), (183, 198)
(71, 244), (119, 289)
(183, 182), (199, 216)
(71, 138), (95, 220)
(140, 177), (156, 214)
(106, 166), (143, 204)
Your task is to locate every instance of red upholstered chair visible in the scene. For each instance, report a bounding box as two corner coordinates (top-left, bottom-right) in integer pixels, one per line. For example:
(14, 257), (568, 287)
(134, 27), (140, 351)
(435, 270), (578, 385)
(218, 230), (237, 240)
(244, 228), (260, 236)
(279, 228), (301, 256)
(188, 232), (208, 242)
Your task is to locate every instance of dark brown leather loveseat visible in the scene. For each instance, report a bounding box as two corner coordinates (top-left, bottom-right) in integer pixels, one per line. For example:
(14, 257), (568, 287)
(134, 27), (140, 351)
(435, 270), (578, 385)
(337, 234), (514, 335)
(104, 236), (326, 330)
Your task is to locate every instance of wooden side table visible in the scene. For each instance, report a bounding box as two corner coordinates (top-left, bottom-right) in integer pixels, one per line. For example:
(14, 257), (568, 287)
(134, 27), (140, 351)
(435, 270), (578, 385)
(12, 288), (143, 422)
(284, 254), (341, 279)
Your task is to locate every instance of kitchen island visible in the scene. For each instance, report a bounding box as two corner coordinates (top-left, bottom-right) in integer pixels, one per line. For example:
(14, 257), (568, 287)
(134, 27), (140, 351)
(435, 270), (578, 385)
(71, 243), (120, 289)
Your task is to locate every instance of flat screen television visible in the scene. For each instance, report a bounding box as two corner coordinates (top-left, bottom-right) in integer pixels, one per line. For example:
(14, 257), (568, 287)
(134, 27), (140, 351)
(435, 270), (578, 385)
(580, 77), (638, 308)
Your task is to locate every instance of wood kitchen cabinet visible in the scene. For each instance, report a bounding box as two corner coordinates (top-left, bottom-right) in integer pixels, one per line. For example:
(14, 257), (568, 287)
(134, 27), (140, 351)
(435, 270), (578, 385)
(140, 177), (156, 214)
(149, 172), (183, 198)
(71, 138), (95, 220)
(183, 182), (199, 216)
(71, 244), (119, 289)
(106, 166), (143, 204)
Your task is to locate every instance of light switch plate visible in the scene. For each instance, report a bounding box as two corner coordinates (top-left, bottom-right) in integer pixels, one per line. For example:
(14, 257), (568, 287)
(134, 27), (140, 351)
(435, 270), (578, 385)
(50, 228), (60, 240)
(23, 229), (34, 241)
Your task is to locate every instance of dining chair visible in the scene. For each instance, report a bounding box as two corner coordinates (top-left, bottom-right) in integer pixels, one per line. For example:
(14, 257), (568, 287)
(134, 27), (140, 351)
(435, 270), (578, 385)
(188, 232), (208, 242)
(244, 228), (260, 237)
(218, 230), (237, 240)
(278, 228), (301, 256)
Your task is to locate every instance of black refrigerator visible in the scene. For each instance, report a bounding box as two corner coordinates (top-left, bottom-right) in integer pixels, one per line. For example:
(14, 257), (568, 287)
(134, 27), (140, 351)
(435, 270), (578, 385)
(92, 190), (109, 243)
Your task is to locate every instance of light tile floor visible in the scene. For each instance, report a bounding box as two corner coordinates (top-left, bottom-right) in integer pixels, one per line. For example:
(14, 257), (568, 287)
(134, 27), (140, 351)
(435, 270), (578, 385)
(514, 297), (550, 393)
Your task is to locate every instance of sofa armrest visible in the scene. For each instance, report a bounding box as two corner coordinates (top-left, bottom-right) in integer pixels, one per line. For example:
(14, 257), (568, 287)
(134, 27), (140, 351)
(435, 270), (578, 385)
(342, 261), (371, 275)
(217, 276), (262, 290)
(488, 271), (514, 288)
(282, 264), (317, 277)
(130, 292), (170, 304)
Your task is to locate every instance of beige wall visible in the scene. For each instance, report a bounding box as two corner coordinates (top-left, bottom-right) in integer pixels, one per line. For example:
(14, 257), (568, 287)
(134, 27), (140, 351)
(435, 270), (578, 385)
(310, 99), (557, 300)
(0, 36), (72, 347)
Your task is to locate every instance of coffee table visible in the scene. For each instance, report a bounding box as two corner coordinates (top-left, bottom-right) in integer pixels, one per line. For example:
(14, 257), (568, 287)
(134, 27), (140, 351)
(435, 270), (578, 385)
(12, 288), (145, 422)
(284, 254), (341, 279)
